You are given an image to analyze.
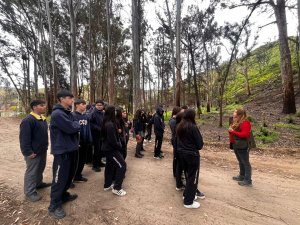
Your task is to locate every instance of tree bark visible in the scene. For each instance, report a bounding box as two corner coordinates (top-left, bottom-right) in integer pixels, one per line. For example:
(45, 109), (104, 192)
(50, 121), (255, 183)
(273, 0), (296, 113)
(45, 0), (57, 100)
(175, 0), (182, 106)
(298, 0), (300, 90)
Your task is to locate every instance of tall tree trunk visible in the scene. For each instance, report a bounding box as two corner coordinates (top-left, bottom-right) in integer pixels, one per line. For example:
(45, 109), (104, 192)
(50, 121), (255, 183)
(175, 0), (182, 107)
(45, 0), (57, 100)
(106, 0), (114, 104)
(165, 0), (176, 105)
(189, 43), (201, 119)
(298, 0), (300, 90)
(141, 37), (146, 108)
(68, 0), (78, 97)
(132, 0), (141, 112)
(89, 0), (95, 103)
(244, 58), (251, 96)
(273, 0), (296, 113)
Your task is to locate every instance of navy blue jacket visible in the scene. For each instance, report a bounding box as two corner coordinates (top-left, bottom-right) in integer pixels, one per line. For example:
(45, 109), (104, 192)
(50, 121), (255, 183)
(101, 121), (122, 152)
(50, 104), (81, 155)
(72, 111), (93, 145)
(90, 109), (104, 137)
(153, 107), (165, 137)
(176, 124), (204, 156)
(19, 113), (48, 156)
(133, 119), (143, 135)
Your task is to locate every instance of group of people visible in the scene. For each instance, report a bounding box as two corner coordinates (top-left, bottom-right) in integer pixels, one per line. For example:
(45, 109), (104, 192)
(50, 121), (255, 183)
(19, 89), (253, 219)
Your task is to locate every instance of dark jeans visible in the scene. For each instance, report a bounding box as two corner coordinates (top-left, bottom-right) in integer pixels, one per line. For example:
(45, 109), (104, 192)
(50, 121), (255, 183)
(154, 135), (163, 157)
(92, 136), (102, 168)
(49, 151), (76, 211)
(234, 148), (252, 182)
(179, 153), (200, 205)
(136, 141), (143, 155)
(75, 143), (87, 179)
(145, 125), (152, 140)
(172, 142), (184, 188)
(104, 151), (126, 190)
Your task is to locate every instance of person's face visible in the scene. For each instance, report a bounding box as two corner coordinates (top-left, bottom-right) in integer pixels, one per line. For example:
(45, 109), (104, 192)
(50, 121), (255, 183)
(61, 96), (74, 108)
(76, 103), (86, 112)
(33, 104), (47, 114)
(122, 111), (127, 119)
(233, 111), (239, 122)
(95, 103), (104, 111)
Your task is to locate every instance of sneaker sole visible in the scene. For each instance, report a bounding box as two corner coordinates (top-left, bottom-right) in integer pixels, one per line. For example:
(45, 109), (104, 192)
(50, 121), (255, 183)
(48, 211), (66, 219)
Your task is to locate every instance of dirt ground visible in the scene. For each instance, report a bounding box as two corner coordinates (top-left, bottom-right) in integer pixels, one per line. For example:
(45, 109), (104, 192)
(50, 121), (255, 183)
(0, 117), (300, 225)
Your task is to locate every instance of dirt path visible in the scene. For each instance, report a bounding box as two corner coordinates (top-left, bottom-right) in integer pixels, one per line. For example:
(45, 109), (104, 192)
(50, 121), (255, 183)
(0, 117), (299, 225)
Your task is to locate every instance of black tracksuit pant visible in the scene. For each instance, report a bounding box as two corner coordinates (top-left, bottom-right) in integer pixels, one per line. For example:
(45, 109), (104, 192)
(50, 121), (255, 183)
(49, 151), (76, 212)
(104, 150), (126, 190)
(154, 135), (163, 157)
(92, 135), (102, 168)
(178, 153), (200, 205)
(74, 143), (87, 179)
(172, 141), (184, 188)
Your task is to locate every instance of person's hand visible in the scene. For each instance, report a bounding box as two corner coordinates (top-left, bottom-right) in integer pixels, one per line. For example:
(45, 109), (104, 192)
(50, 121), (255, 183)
(228, 127), (233, 132)
(118, 129), (122, 133)
(28, 153), (37, 159)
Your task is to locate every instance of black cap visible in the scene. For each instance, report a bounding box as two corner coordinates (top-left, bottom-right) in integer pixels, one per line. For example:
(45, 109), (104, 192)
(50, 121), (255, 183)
(57, 89), (74, 101)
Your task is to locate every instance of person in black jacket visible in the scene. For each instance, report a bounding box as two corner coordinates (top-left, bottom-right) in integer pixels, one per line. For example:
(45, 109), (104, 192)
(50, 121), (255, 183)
(176, 109), (204, 209)
(90, 100), (105, 172)
(48, 90), (81, 219)
(144, 112), (153, 142)
(101, 106), (127, 196)
(153, 107), (165, 159)
(72, 99), (93, 182)
(133, 109), (144, 158)
(122, 109), (131, 147)
(20, 100), (50, 202)
(116, 107), (127, 159)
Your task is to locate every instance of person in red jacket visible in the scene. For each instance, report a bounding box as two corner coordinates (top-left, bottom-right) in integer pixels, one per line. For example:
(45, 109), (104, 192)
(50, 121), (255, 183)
(228, 108), (252, 186)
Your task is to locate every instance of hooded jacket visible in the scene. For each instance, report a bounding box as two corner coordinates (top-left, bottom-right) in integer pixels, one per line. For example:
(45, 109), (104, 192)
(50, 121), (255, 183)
(90, 108), (104, 137)
(72, 111), (93, 145)
(153, 107), (165, 137)
(50, 104), (81, 155)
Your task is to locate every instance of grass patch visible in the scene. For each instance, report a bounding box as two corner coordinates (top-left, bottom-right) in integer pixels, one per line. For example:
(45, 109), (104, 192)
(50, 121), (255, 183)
(274, 122), (300, 130)
(253, 126), (279, 143)
(225, 103), (244, 112)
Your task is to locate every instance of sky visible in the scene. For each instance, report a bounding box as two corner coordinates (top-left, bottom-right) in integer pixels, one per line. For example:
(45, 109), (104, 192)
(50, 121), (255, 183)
(118, 0), (298, 82)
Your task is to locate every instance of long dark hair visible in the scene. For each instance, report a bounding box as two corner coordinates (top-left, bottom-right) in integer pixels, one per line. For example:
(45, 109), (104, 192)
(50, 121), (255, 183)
(134, 109), (142, 121)
(102, 105), (116, 138)
(116, 107), (125, 128)
(176, 109), (196, 140)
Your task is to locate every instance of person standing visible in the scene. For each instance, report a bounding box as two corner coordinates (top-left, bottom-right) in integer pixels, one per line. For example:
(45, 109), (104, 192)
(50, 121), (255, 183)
(72, 99), (92, 182)
(145, 112), (153, 142)
(133, 109), (144, 158)
(90, 100), (105, 172)
(176, 109), (204, 209)
(228, 108), (252, 186)
(116, 107), (127, 159)
(102, 106), (127, 196)
(19, 100), (50, 202)
(48, 90), (81, 219)
(153, 107), (165, 159)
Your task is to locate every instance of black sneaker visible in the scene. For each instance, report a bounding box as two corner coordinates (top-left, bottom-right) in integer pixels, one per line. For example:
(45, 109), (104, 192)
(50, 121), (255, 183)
(238, 180), (252, 187)
(74, 177), (88, 182)
(62, 193), (78, 203)
(232, 175), (244, 181)
(48, 207), (66, 219)
(26, 192), (42, 202)
(92, 167), (101, 172)
(99, 162), (106, 167)
(196, 190), (206, 199)
(36, 182), (51, 189)
(135, 154), (143, 158)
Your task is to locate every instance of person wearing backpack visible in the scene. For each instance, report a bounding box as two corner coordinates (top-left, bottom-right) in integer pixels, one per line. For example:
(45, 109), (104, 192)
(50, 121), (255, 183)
(228, 108), (253, 187)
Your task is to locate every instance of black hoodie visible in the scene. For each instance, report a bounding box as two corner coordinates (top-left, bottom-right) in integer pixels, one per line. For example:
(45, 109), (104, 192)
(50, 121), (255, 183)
(50, 104), (81, 155)
(153, 107), (165, 137)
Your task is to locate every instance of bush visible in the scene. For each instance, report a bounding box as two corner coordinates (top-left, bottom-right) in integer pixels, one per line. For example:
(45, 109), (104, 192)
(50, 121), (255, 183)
(247, 116), (255, 123)
(286, 116), (295, 124)
(253, 126), (279, 143)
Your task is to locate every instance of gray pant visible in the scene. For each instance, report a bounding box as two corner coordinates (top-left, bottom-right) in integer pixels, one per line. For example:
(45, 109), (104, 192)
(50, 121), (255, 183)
(24, 151), (47, 196)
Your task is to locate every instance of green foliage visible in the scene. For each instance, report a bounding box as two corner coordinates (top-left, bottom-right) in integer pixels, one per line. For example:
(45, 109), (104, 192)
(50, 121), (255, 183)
(286, 116), (295, 124)
(274, 122), (300, 130)
(296, 111), (300, 118)
(253, 126), (279, 143)
(10, 106), (17, 111)
(164, 111), (172, 122)
(225, 103), (243, 112)
(247, 116), (255, 123)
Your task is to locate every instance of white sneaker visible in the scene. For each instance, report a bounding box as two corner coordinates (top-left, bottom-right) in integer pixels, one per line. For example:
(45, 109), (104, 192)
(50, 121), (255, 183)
(104, 184), (114, 191)
(112, 189), (127, 196)
(184, 201), (200, 209)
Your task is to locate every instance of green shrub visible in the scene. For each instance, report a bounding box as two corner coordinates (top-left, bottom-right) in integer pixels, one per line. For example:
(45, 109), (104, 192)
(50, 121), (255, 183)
(286, 116), (295, 124)
(253, 126), (279, 143)
(274, 122), (300, 130)
(247, 116), (255, 123)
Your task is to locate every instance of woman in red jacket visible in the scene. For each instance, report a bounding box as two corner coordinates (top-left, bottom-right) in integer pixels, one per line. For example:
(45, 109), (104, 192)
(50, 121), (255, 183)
(228, 108), (252, 186)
